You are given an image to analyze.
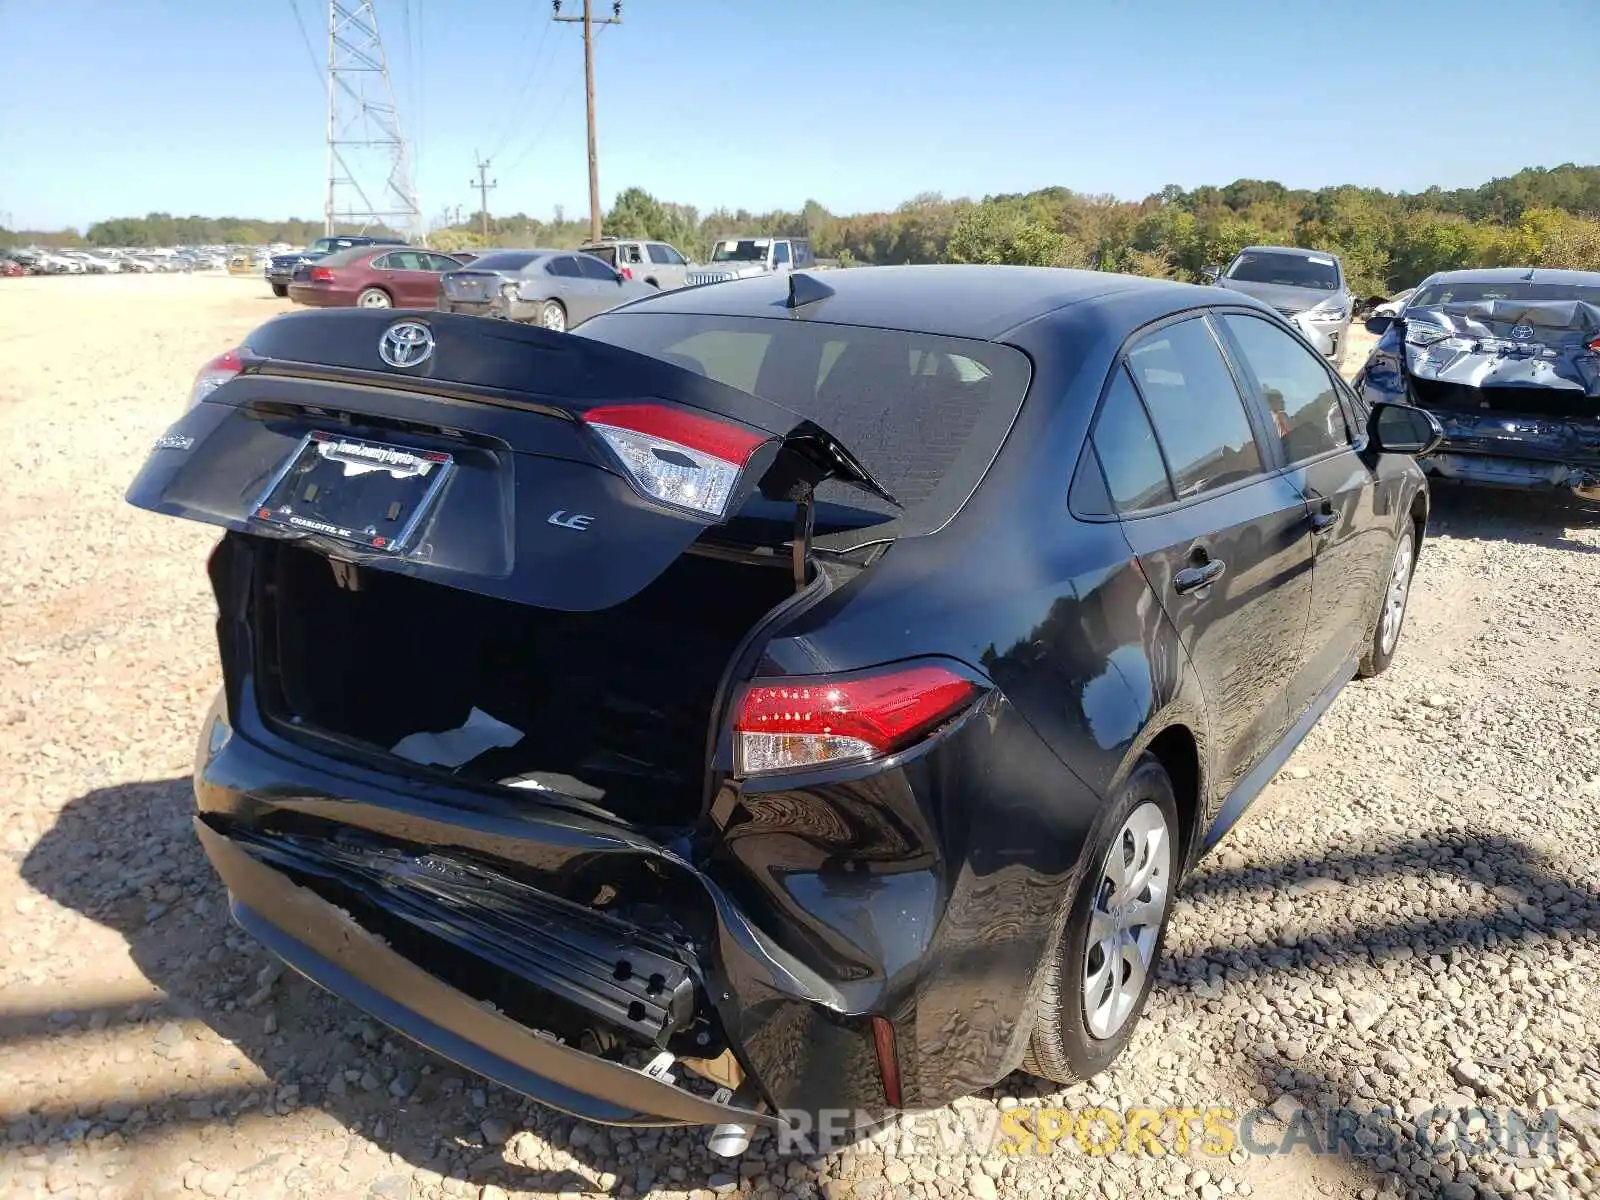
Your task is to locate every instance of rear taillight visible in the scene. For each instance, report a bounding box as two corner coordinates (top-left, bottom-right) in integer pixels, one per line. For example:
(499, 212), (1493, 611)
(620, 265), (633, 280)
(582, 402), (769, 520)
(1587, 335), (1600, 354)
(732, 662), (981, 776)
(186, 348), (244, 409)
(309, 266), (334, 282)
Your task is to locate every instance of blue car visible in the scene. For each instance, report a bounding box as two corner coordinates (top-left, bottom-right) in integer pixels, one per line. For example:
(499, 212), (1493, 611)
(1354, 267), (1600, 502)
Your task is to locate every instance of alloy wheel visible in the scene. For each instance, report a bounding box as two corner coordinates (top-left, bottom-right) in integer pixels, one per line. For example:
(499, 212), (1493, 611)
(1379, 530), (1414, 656)
(1082, 800), (1173, 1040)
(358, 289), (391, 308)
(541, 302), (566, 332)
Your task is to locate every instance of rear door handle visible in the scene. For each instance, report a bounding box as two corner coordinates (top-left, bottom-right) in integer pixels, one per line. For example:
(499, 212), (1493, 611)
(1173, 558), (1227, 595)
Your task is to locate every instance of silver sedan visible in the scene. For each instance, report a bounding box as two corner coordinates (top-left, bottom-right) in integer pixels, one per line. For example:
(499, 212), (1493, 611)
(436, 248), (656, 331)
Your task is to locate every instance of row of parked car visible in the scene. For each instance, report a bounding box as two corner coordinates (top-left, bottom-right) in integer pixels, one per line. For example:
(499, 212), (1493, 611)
(264, 232), (820, 329)
(1, 246), (232, 275)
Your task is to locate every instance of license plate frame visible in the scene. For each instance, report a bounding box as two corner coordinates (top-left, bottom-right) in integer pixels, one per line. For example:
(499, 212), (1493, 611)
(250, 432), (454, 553)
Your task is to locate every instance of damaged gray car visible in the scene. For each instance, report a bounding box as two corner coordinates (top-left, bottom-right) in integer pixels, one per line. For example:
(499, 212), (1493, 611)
(1354, 268), (1600, 501)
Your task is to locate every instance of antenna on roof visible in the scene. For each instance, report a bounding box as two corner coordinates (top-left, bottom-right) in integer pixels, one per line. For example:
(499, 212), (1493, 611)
(786, 272), (835, 309)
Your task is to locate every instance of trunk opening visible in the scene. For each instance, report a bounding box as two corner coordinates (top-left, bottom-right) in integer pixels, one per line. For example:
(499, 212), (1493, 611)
(255, 540), (795, 825)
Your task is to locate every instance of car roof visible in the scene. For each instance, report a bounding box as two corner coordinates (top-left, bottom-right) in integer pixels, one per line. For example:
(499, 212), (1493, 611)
(1416, 266), (1600, 287)
(619, 264), (1223, 340)
(1235, 244), (1342, 262)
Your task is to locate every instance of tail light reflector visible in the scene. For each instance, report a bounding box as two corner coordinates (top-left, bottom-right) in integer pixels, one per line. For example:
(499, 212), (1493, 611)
(733, 662), (981, 776)
(309, 266), (335, 282)
(620, 265), (634, 280)
(186, 348), (244, 410)
(582, 402), (768, 520)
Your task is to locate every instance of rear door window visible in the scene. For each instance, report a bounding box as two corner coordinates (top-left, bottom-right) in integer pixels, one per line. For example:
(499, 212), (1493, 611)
(1126, 317), (1263, 498)
(575, 255), (617, 281)
(547, 256), (582, 278)
(773, 241), (791, 267)
(1092, 366), (1175, 512)
(1219, 313), (1351, 464)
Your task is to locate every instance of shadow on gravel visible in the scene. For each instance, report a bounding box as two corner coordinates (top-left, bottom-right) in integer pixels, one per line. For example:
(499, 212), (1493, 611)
(1153, 828), (1600, 1194)
(1168, 828), (1600, 979)
(1426, 483), (1600, 555)
(15, 776), (826, 1197)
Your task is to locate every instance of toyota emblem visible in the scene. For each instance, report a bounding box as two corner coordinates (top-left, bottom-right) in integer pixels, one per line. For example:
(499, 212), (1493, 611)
(379, 320), (435, 368)
(1510, 324), (1536, 340)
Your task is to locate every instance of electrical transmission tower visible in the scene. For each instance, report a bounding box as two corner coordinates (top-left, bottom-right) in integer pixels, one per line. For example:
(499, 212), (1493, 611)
(324, 1), (422, 241)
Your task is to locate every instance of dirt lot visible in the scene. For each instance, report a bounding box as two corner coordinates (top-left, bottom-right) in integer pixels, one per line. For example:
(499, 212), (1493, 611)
(2, 274), (1598, 1200)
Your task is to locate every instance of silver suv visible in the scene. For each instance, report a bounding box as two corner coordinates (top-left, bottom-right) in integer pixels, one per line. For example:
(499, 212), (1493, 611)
(686, 236), (816, 286)
(577, 238), (694, 291)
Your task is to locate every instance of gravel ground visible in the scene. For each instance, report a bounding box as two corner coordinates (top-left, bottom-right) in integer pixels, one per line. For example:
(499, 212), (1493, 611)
(1, 276), (1597, 1200)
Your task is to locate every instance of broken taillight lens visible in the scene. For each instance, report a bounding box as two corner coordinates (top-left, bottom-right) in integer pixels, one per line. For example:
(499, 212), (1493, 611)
(186, 348), (244, 410)
(733, 662), (982, 777)
(582, 402), (769, 520)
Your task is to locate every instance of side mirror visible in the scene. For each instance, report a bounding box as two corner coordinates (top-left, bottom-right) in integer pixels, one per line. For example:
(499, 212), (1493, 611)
(1365, 314), (1395, 335)
(1368, 401), (1443, 457)
(1201, 265), (1221, 283)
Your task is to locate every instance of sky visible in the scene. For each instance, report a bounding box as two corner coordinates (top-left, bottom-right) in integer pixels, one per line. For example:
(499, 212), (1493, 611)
(2, 0), (1598, 232)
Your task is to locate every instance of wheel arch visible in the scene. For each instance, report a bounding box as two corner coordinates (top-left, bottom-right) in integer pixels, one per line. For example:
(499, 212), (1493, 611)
(1144, 723), (1203, 869)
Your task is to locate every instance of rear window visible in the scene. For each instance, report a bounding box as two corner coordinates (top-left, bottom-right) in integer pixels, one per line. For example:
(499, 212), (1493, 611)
(573, 312), (1032, 521)
(1226, 251), (1339, 291)
(312, 246), (378, 267)
(1410, 280), (1600, 307)
(583, 245), (618, 266)
(468, 252), (541, 272)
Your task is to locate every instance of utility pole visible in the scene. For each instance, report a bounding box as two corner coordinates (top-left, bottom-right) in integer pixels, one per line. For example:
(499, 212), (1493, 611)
(471, 153), (497, 241)
(552, 0), (622, 243)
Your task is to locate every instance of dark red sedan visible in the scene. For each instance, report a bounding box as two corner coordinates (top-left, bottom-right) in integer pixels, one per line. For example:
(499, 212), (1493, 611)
(287, 246), (466, 309)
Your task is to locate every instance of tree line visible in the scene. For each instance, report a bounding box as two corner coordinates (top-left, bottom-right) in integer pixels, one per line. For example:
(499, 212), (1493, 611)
(10, 163), (1600, 295)
(411, 163), (1600, 296)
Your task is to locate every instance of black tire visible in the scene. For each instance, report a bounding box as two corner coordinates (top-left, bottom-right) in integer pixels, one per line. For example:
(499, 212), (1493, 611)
(1023, 754), (1179, 1085)
(270, 283), (288, 298)
(1358, 522), (1416, 678)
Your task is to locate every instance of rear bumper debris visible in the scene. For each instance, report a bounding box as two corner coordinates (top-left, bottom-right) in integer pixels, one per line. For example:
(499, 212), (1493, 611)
(195, 818), (781, 1128)
(1419, 406), (1600, 496)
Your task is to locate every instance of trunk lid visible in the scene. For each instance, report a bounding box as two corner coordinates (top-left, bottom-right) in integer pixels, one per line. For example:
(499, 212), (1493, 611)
(440, 271), (508, 301)
(127, 309), (894, 613)
(1403, 298), (1600, 399)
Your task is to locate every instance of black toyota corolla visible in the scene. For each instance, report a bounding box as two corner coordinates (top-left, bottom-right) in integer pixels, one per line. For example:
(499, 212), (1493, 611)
(126, 265), (1441, 1149)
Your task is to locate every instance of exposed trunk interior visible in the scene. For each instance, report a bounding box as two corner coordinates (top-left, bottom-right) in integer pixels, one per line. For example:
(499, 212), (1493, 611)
(1409, 376), (1600, 422)
(256, 541), (793, 826)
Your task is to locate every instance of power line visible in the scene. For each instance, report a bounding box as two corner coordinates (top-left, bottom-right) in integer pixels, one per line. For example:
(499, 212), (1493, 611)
(287, 0), (324, 84)
(498, 21), (608, 188)
(484, 9), (558, 162)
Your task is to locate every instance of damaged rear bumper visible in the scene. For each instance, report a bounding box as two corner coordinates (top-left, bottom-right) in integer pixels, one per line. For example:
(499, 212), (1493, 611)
(196, 819), (779, 1128)
(191, 688), (907, 1127)
(1419, 408), (1600, 498)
